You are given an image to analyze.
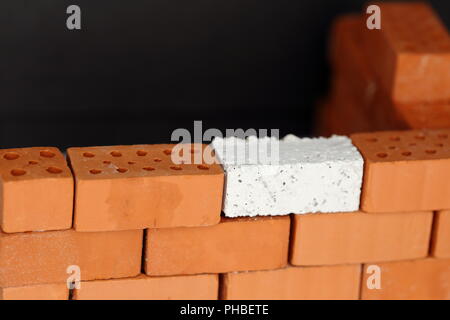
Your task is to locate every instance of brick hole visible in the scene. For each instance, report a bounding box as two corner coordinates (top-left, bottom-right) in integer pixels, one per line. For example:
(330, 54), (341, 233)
(3, 152), (20, 160)
(11, 169), (26, 176)
(103, 160), (111, 164)
(110, 151), (122, 157)
(402, 151), (412, 157)
(154, 158), (162, 162)
(163, 149), (172, 155)
(137, 150), (147, 157)
(388, 146), (397, 150)
(197, 165), (209, 170)
(390, 136), (401, 142)
(366, 138), (378, 143)
(143, 167), (155, 171)
(409, 143), (417, 147)
(377, 153), (388, 159)
(83, 152), (95, 158)
(28, 160), (38, 165)
(438, 134), (448, 139)
(47, 167), (63, 174)
(117, 168), (128, 173)
(436, 143), (444, 148)
(426, 150), (437, 155)
(90, 169), (102, 175)
(128, 161), (136, 165)
(40, 150), (55, 158)
(415, 135), (426, 140)
(170, 166), (182, 171)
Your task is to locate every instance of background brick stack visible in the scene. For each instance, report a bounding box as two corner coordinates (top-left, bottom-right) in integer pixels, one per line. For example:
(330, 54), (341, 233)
(318, 2), (450, 136)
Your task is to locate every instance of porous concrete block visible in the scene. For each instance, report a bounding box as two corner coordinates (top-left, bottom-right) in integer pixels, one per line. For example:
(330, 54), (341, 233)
(212, 135), (363, 217)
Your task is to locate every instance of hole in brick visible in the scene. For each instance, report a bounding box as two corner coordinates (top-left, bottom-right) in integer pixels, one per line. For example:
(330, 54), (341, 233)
(90, 169), (102, 175)
(436, 143), (444, 148)
(377, 153), (388, 158)
(170, 166), (182, 171)
(426, 150), (437, 155)
(409, 143), (417, 147)
(163, 149), (172, 155)
(3, 152), (20, 160)
(402, 151), (412, 157)
(117, 168), (128, 173)
(128, 161), (136, 165)
(390, 136), (401, 141)
(438, 134), (448, 139)
(388, 146), (397, 150)
(11, 169), (26, 176)
(415, 135), (426, 140)
(110, 151), (122, 157)
(28, 160), (38, 165)
(197, 165), (209, 170)
(103, 160), (111, 164)
(40, 150), (55, 158)
(143, 167), (155, 171)
(137, 150), (147, 156)
(47, 167), (63, 174)
(154, 158), (162, 162)
(366, 138), (378, 142)
(83, 152), (95, 158)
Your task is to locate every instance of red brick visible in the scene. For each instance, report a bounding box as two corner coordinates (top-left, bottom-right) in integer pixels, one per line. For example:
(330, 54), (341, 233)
(361, 259), (450, 300)
(0, 229), (142, 287)
(0, 283), (68, 300)
(221, 265), (361, 300)
(145, 216), (290, 276)
(361, 2), (450, 105)
(67, 144), (223, 231)
(351, 129), (450, 212)
(290, 211), (432, 266)
(0, 147), (73, 233)
(73, 274), (218, 300)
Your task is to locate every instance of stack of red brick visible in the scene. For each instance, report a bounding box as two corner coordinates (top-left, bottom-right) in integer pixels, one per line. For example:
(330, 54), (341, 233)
(318, 2), (450, 136)
(1, 127), (450, 300)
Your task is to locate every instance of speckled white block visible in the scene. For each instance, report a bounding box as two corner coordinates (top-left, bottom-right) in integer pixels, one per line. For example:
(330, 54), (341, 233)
(212, 135), (363, 217)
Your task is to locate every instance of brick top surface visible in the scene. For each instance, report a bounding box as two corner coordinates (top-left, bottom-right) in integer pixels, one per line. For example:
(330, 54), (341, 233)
(374, 2), (450, 53)
(67, 144), (223, 179)
(0, 147), (72, 182)
(351, 129), (450, 162)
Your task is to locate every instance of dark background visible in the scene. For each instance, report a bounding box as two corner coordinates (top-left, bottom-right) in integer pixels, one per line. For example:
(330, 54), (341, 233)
(1, 0), (449, 149)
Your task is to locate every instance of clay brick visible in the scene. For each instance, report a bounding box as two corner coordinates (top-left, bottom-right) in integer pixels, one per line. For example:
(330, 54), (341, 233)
(221, 264), (361, 300)
(145, 216), (290, 276)
(361, 3), (450, 105)
(432, 211), (450, 258)
(361, 258), (450, 300)
(0, 229), (142, 287)
(0, 147), (73, 233)
(290, 211), (432, 266)
(351, 129), (450, 212)
(0, 283), (68, 300)
(73, 274), (218, 300)
(330, 13), (450, 130)
(67, 144), (223, 231)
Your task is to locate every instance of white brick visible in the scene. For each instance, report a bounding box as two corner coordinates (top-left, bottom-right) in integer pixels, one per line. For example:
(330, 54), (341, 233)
(212, 135), (363, 217)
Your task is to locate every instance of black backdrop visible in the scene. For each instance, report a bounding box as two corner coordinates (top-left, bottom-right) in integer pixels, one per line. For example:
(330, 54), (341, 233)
(1, 0), (449, 149)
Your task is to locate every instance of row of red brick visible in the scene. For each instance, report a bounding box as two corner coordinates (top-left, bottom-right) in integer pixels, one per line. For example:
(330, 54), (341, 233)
(2, 127), (450, 233)
(318, 2), (450, 135)
(3, 258), (450, 300)
(2, 210), (450, 289)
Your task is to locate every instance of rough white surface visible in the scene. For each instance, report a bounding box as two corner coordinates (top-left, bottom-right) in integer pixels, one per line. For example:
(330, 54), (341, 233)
(212, 135), (364, 217)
